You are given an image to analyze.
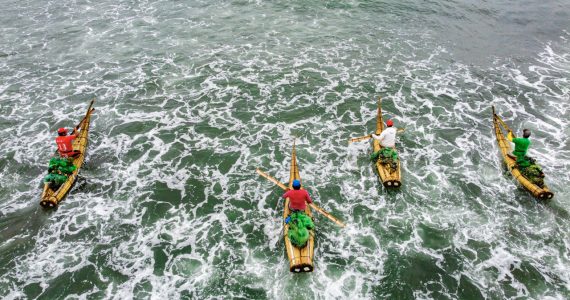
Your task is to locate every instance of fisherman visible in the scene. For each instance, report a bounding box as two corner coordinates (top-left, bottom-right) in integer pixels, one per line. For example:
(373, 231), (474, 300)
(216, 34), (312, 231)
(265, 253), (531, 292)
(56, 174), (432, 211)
(508, 129), (531, 167)
(282, 179), (313, 212)
(370, 119), (398, 163)
(55, 128), (80, 158)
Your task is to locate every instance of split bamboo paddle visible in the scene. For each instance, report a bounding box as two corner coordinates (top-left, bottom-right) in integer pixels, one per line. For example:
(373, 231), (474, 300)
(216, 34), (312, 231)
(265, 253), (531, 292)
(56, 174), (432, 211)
(256, 168), (346, 228)
(348, 128), (405, 144)
(71, 98), (96, 135)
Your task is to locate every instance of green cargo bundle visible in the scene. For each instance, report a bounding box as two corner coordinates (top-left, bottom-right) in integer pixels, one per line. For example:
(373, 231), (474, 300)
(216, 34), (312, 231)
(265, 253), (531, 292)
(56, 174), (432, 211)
(44, 173), (68, 186)
(371, 148), (398, 170)
(44, 157), (76, 188)
(48, 157), (76, 174)
(519, 163), (545, 188)
(287, 211), (315, 248)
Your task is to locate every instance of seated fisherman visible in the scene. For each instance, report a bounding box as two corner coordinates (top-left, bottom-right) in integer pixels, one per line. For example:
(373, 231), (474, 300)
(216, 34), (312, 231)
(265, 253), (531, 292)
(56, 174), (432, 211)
(282, 179), (313, 212)
(55, 128), (81, 158)
(372, 119), (397, 148)
(508, 129), (531, 167)
(370, 119), (399, 163)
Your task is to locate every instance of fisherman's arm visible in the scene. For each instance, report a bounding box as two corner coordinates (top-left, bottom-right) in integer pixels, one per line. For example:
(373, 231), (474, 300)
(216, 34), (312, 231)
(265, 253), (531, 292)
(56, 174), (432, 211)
(305, 190), (313, 203)
(371, 132), (385, 141)
(507, 131), (515, 142)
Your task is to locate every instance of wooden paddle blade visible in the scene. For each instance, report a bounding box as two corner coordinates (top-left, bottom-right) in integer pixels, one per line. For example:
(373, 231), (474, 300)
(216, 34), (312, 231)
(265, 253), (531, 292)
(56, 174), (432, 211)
(309, 203), (346, 228)
(256, 169), (288, 191)
(376, 97), (383, 134)
(348, 135), (372, 143)
(74, 98), (97, 130)
(494, 110), (513, 133)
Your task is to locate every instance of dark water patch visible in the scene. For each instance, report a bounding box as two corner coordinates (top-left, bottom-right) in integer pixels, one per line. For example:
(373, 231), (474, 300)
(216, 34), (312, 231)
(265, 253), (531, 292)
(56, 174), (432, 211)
(133, 279), (153, 299)
(88, 245), (130, 284)
(457, 274), (484, 299)
(417, 223), (453, 250)
(38, 265), (106, 299)
(23, 282), (43, 299)
(464, 239), (492, 264)
(152, 246), (169, 276)
(140, 200), (174, 226)
(149, 182), (183, 206)
(376, 250), (456, 299)
(511, 260), (548, 297)
(194, 123), (224, 137)
(109, 121), (157, 137)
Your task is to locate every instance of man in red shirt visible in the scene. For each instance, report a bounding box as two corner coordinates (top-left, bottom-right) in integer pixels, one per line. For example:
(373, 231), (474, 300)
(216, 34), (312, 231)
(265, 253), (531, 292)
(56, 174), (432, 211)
(55, 128), (80, 158)
(282, 179), (313, 211)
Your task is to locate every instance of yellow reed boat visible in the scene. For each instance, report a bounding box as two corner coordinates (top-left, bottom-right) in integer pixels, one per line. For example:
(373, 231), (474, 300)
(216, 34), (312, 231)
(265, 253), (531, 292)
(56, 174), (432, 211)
(492, 106), (553, 200)
(282, 142), (315, 272)
(40, 99), (95, 207)
(373, 99), (402, 187)
(256, 142), (315, 273)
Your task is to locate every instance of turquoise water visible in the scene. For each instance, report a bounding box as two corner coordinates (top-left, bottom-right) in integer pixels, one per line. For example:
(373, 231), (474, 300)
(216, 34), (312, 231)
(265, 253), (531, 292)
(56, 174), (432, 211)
(1, 0), (569, 299)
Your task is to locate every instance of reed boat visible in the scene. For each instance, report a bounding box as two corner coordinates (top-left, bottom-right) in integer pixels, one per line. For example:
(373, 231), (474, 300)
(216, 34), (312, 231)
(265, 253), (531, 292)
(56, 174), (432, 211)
(283, 142), (315, 272)
(257, 142), (347, 272)
(374, 99), (402, 187)
(40, 99), (95, 207)
(492, 106), (554, 200)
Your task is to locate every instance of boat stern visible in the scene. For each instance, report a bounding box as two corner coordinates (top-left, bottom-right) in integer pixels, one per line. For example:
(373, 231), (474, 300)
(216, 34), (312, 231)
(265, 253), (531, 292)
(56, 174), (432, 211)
(538, 191), (554, 200)
(40, 196), (58, 208)
(289, 262), (314, 273)
(383, 179), (402, 188)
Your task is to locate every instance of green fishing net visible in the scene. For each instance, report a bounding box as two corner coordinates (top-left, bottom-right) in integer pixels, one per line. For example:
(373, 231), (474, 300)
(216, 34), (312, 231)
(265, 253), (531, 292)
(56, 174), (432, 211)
(47, 157), (76, 175)
(288, 211), (315, 248)
(371, 148), (398, 170)
(44, 173), (68, 185)
(44, 157), (76, 188)
(519, 161), (545, 188)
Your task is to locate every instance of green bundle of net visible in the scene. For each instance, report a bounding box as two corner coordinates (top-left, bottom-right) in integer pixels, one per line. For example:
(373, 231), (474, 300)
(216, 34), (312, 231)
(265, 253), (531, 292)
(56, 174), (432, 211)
(44, 157), (76, 188)
(44, 173), (68, 186)
(371, 148), (398, 170)
(288, 211), (315, 248)
(519, 163), (545, 188)
(48, 157), (76, 174)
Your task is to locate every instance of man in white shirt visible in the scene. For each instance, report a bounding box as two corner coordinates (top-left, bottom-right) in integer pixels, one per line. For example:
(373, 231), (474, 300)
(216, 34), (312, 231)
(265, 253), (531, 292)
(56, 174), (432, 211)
(371, 119), (397, 148)
(370, 119), (399, 167)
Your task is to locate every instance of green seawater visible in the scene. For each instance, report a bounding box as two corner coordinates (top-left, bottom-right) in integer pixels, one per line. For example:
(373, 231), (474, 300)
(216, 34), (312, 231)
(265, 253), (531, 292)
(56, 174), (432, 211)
(0, 0), (569, 299)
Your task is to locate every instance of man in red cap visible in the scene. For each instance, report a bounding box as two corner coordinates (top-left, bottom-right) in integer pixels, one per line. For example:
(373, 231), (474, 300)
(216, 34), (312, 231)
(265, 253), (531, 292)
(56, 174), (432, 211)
(372, 119), (397, 148)
(55, 128), (80, 157)
(370, 119), (399, 165)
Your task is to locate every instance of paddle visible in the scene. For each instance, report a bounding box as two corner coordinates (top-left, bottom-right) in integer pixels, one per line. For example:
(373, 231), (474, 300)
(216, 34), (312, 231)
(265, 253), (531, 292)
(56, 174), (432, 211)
(256, 168), (347, 228)
(492, 106), (515, 138)
(71, 98), (96, 135)
(348, 128), (405, 144)
(255, 169), (288, 208)
(348, 134), (372, 143)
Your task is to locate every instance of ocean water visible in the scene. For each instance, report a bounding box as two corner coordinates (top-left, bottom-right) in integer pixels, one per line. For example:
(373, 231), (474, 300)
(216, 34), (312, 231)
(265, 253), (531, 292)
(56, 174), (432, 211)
(0, 0), (569, 299)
